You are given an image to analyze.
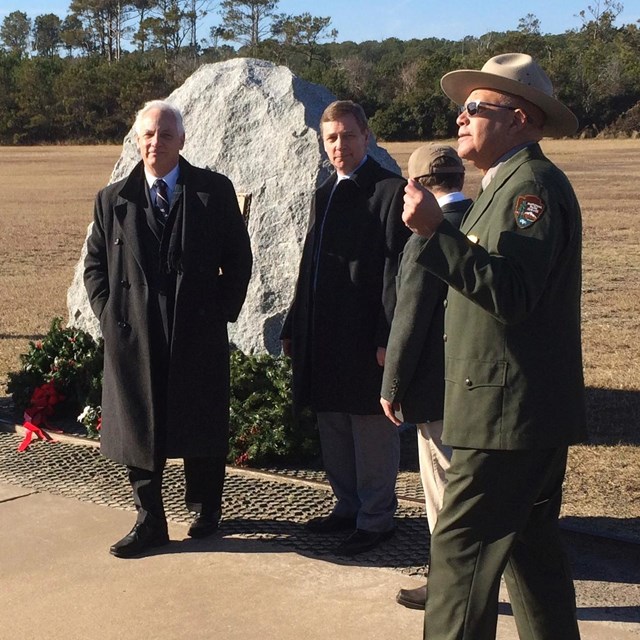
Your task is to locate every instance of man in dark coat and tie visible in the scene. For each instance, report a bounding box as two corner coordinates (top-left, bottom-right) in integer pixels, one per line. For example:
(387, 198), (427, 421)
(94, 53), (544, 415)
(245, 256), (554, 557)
(403, 53), (587, 639)
(281, 100), (410, 556)
(84, 100), (252, 558)
(380, 144), (472, 610)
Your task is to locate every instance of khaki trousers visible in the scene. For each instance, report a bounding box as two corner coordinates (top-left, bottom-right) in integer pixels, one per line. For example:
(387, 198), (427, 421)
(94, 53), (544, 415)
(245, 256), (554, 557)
(416, 420), (451, 534)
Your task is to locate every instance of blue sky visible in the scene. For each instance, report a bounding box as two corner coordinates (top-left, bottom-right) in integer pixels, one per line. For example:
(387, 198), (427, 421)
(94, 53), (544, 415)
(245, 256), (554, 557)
(2, 0), (638, 43)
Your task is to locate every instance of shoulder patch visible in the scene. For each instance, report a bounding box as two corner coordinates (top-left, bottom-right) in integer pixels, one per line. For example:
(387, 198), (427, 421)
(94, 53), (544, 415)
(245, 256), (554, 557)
(514, 195), (545, 228)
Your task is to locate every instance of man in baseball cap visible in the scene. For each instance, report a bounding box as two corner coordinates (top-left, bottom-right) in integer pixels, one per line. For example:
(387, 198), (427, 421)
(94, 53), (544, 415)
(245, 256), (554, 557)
(382, 144), (471, 610)
(403, 53), (587, 639)
(407, 144), (465, 180)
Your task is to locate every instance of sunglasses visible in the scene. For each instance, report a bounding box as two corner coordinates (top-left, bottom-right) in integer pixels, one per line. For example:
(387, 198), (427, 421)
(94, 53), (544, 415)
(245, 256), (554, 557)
(459, 101), (518, 117)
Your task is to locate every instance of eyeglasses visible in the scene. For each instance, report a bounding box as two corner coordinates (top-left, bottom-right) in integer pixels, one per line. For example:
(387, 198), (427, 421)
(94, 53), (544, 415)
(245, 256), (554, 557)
(459, 101), (518, 117)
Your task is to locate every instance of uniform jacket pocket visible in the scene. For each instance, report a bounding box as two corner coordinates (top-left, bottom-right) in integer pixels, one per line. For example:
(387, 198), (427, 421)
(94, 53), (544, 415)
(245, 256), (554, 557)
(445, 357), (508, 389)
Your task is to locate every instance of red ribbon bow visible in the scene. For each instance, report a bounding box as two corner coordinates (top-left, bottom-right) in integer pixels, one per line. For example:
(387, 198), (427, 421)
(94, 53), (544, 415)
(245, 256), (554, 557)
(18, 382), (64, 452)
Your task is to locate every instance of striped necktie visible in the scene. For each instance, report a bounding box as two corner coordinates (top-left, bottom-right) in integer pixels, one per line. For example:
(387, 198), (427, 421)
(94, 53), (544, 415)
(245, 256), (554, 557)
(153, 178), (170, 220)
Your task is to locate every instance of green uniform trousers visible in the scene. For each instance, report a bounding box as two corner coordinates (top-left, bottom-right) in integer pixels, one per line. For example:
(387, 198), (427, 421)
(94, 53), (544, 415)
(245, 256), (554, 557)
(424, 447), (580, 640)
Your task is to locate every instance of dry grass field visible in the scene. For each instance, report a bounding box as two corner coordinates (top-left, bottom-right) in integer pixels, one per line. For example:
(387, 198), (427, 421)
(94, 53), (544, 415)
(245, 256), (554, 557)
(0, 140), (638, 537)
(0, 146), (121, 382)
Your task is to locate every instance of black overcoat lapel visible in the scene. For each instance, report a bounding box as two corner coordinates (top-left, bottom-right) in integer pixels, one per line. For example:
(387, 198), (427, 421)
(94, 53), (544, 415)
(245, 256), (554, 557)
(114, 161), (151, 276)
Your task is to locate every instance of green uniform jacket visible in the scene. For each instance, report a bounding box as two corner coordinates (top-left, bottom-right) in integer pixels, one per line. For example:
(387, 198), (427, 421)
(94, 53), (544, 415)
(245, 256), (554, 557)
(416, 143), (587, 449)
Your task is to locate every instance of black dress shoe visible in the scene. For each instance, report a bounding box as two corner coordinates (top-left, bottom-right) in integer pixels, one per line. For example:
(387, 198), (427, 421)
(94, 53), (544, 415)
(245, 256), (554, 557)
(110, 522), (170, 558)
(305, 513), (356, 534)
(335, 527), (395, 556)
(188, 514), (220, 538)
(396, 584), (427, 610)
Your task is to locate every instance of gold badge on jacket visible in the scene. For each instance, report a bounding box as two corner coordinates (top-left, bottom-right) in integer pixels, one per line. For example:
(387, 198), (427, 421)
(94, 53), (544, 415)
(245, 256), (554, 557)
(514, 195), (545, 228)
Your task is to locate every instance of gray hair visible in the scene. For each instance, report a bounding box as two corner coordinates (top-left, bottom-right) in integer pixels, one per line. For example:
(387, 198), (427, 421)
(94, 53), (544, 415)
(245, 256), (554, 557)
(133, 100), (185, 137)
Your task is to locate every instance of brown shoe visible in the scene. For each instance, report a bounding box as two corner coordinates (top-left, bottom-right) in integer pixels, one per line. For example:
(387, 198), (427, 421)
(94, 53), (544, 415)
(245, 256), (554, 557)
(396, 584), (427, 610)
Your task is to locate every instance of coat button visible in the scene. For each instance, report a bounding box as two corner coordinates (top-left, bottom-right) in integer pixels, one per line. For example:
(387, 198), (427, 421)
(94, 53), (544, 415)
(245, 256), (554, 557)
(120, 279), (130, 289)
(443, 299), (448, 308)
(443, 333), (447, 342)
(117, 321), (129, 329)
(465, 377), (472, 387)
(114, 238), (122, 245)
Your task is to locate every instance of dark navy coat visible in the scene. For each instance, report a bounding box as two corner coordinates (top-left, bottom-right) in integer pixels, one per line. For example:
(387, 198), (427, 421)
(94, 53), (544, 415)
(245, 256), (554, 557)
(282, 157), (410, 415)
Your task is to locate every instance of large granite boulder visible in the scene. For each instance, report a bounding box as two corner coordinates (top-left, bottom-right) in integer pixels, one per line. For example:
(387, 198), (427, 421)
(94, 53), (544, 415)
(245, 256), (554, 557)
(67, 57), (401, 354)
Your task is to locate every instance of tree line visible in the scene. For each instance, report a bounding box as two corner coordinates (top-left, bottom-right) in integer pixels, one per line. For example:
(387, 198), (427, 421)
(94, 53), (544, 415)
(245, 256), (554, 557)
(0, 0), (638, 144)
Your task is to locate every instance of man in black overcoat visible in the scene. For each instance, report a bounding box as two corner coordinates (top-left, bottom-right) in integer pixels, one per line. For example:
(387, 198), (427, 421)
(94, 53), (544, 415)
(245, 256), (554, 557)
(84, 100), (252, 558)
(281, 100), (411, 556)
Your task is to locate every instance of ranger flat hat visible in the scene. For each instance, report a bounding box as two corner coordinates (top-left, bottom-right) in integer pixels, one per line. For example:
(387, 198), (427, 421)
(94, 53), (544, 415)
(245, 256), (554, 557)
(408, 144), (464, 179)
(440, 53), (578, 138)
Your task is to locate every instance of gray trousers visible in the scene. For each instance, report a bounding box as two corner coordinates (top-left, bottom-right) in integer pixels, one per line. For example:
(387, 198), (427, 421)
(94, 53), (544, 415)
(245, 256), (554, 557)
(317, 411), (399, 532)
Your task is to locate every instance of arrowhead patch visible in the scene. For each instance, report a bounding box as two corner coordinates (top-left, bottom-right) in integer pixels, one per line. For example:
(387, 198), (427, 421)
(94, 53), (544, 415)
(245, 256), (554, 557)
(514, 195), (545, 228)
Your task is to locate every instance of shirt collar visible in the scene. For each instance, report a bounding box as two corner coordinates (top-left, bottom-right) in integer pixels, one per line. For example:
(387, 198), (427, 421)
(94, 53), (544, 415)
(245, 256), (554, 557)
(336, 154), (368, 181)
(437, 191), (468, 206)
(145, 163), (180, 194)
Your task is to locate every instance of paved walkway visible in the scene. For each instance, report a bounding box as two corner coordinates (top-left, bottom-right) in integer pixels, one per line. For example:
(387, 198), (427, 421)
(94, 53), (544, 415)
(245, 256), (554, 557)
(0, 429), (638, 639)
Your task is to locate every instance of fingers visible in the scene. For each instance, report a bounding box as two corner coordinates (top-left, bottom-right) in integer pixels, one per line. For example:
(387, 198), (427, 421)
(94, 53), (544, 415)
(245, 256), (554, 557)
(380, 397), (402, 427)
(402, 179), (442, 237)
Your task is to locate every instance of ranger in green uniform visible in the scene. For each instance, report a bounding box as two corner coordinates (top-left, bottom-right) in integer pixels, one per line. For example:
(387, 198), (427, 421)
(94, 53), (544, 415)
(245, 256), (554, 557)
(402, 53), (588, 640)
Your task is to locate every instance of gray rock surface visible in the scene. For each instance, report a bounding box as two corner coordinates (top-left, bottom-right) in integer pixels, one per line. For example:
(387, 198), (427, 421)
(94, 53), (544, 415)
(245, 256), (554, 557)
(67, 57), (401, 354)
